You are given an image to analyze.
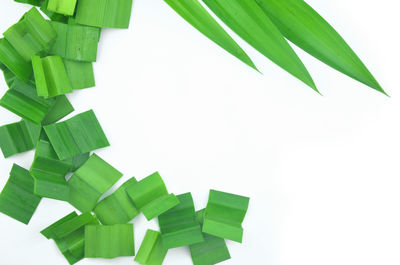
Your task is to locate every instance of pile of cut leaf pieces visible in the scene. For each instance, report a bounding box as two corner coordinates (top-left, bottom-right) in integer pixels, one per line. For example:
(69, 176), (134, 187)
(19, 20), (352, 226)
(0, 1), (250, 265)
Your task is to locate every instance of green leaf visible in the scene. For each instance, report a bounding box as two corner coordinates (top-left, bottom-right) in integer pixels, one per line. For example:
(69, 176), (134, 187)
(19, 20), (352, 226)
(135, 230), (168, 265)
(41, 211), (78, 239)
(49, 21), (101, 62)
(0, 75), (56, 124)
(41, 95), (74, 125)
(32, 55), (73, 98)
(202, 190), (249, 243)
(0, 119), (41, 158)
(2, 68), (18, 87)
(63, 59), (95, 90)
(189, 209), (231, 265)
(94, 177), (140, 225)
(68, 153), (123, 212)
(44, 110), (110, 160)
(0, 164), (41, 224)
(158, 192), (204, 249)
(47, 0), (78, 16)
(75, 0), (133, 29)
(164, 0), (256, 70)
(84, 224), (135, 258)
(3, 8), (57, 62)
(256, 0), (385, 94)
(14, 0), (43, 6)
(126, 172), (179, 220)
(41, 0), (69, 23)
(202, 0), (317, 91)
(0, 38), (32, 82)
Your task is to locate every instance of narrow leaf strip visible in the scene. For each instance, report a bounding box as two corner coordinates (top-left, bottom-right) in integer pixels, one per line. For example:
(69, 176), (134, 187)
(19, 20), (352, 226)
(41, 212), (78, 239)
(203, 190), (250, 243)
(0, 164), (41, 224)
(126, 172), (179, 221)
(75, 0), (133, 29)
(4, 8), (57, 62)
(41, 95), (74, 125)
(41, 0), (69, 23)
(0, 120), (41, 158)
(135, 230), (168, 265)
(0, 76), (56, 124)
(14, 0), (43, 6)
(0, 38), (32, 82)
(202, 0), (317, 91)
(2, 68), (17, 87)
(94, 177), (140, 225)
(163, 0), (256, 70)
(32, 55), (73, 98)
(84, 224), (135, 258)
(255, 0), (385, 94)
(189, 209), (231, 265)
(50, 21), (101, 62)
(68, 154), (122, 212)
(47, 0), (78, 16)
(158, 193), (204, 249)
(63, 59), (95, 90)
(44, 110), (110, 160)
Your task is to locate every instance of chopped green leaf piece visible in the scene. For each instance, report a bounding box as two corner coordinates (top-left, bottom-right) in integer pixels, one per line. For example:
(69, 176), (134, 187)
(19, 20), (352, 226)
(256, 0), (385, 94)
(203, 190), (249, 243)
(189, 209), (231, 265)
(50, 21), (101, 62)
(135, 230), (168, 265)
(0, 38), (32, 82)
(64, 59), (95, 90)
(44, 110), (110, 160)
(68, 154), (123, 212)
(47, 0), (78, 16)
(202, 0), (316, 92)
(94, 177), (140, 225)
(4, 8), (56, 62)
(14, 0), (43, 6)
(41, 0), (69, 23)
(2, 68), (17, 87)
(158, 193), (204, 249)
(75, 0), (133, 29)
(41, 95), (74, 125)
(164, 0), (256, 70)
(32, 55), (73, 98)
(41, 212), (98, 264)
(0, 76), (56, 124)
(0, 164), (41, 224)
(0, 119), (41, 158)
(84, 224), (135, 258)
(126, 172), (179, 220)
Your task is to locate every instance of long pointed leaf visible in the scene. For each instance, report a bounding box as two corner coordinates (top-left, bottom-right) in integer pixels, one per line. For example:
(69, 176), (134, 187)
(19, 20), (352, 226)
(164, 0), (257, 70)
(256, 0), (385, 94)
(203, 0), (317, 91)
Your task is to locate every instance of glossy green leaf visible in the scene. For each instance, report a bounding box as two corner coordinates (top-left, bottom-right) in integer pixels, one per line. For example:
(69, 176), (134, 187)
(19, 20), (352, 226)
(256, 0), (385, 94)
(126, 172), (179, 220)
(202, 0), (316, 91)
(0, 119), (41, 158)
(41, 0), (69, 23)
(75, 0), (133, 29)
(3, 8), (56, 62)
(94, 177), (140, 225)
(14, 0), (43, 6)
(0, 164), (41, 224)
(44, 110), (110, 160)
(47, 0), (78, 16)
(68, 154), (123, 212)
(50, 21), (101, 62)
(41, 95), (74, 125)
(164, 0), (256, 70)
(84, 224), (135, 258)
(135, 230), (168, 265)
(158, 193), (204, 249)
(189, 209), (231, 265)
(63, 59), (95, 90)
(0, 38), (32, 82)
(203, 190), (249, 243)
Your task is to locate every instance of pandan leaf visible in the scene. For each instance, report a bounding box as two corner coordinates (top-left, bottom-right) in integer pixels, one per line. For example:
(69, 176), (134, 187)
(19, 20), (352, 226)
(2, 68), (18, 87)
(202, 0), (317, 91)
(202, 190), (249, 243)
(158, 193), (204, 249)
(14, 0), (43, 6)
(47, 0), (78, 16)
(41, 95), (74, 125)
(84, 224), (135, 258)
(255, 0), (385, 94)
(164, 0), (256, 70)
(0, 164), (41, 224)
(135, 230), (168, 265)
(41, 0), (69, 23)
(63, 59), (95, 90)
(0, 38), (32, 82)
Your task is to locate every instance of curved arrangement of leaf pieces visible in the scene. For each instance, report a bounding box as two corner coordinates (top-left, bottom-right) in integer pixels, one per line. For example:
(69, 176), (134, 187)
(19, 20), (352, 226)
(165, 0), (385, 95)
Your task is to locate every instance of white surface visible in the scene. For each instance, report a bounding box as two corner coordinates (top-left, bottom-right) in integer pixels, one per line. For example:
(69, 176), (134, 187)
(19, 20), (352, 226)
(0, 0), (399, 264)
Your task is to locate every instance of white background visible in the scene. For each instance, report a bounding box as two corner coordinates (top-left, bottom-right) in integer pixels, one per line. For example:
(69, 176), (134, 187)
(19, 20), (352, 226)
(0, 0), (399, 264)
